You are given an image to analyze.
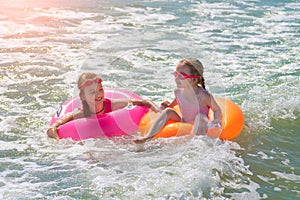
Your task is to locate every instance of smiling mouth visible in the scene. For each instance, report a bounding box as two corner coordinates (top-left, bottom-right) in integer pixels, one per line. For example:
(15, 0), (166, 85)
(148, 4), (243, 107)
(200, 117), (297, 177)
(95, 97), (103, 102)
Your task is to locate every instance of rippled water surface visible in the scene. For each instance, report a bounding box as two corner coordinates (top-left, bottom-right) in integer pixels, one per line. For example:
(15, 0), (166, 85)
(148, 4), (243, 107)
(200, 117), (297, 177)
(0, 0), (299, 199)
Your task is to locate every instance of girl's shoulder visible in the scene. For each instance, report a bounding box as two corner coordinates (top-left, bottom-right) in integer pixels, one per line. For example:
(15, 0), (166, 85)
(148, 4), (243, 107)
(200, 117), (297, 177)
(198, 87), (210, 96)
(73, 109), (85, 119)
(198, 87), (213, 101)
(174, 88), (183, 94)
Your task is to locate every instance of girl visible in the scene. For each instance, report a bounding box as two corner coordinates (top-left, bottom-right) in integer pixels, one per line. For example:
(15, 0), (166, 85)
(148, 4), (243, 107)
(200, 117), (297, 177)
(135, 58), (222, 143)
(47, 72), (159, 139)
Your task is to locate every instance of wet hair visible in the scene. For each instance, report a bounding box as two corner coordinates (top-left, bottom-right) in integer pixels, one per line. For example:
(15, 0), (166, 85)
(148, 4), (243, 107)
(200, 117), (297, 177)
(179, 58), (206, 90)
(78, 72), (99, 117)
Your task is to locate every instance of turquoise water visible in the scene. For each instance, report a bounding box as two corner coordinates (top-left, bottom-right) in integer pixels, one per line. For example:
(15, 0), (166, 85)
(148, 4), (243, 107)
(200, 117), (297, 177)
(0, 0), (299, 199)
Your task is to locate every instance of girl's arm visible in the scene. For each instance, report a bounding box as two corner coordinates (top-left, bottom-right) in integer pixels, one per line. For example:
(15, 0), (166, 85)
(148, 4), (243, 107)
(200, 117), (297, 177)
(111, 99), (160, 112)
(205, 92), (222, 128)
(46, 110), (84, 139)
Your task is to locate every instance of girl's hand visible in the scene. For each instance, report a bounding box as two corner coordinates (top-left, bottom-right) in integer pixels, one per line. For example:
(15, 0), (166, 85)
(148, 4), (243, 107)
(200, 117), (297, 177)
(207, 120), (222, 129)
(160, 101), (171, 110)
(142, 100), (160, 113)
(47, 127), (59, 140)
(206, 120), (222, 138)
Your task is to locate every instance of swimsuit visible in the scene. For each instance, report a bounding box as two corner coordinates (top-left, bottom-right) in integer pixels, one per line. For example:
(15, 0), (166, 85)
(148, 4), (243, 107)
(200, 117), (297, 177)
(103, 98), (112, 113)
(175, 89), (209, 123)
(76, 98), (112, 117)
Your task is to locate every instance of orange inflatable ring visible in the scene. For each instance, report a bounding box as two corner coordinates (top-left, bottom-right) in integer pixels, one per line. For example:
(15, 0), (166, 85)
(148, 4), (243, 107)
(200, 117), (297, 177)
(139, 97), (244, 140)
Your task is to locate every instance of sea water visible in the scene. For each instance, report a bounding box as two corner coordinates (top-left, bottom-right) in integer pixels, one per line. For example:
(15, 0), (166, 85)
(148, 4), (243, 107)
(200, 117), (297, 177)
(0, 0), (299, 199)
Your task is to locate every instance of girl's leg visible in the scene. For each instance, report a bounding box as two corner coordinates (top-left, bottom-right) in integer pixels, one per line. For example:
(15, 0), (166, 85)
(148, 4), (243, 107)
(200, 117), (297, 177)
(135, 108), (181, 143)
(192, 113), (208, 135)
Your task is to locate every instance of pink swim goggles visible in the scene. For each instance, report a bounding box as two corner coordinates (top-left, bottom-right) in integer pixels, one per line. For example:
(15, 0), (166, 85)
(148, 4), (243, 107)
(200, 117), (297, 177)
(79, 78), (102, 89)
(173, 71), (200, 80)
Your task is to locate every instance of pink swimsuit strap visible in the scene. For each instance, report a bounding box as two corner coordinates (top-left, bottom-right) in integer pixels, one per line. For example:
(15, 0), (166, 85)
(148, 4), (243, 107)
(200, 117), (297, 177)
(103, 98), (112, 113)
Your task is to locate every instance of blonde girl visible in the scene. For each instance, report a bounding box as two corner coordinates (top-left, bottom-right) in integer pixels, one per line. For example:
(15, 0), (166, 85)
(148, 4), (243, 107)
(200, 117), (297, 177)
(47, 72), (159, 139)
(135, 58), (222, 143)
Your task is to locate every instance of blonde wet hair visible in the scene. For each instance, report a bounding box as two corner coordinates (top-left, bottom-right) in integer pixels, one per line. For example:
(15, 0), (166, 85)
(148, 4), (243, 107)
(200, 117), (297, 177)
(77, 72), (98, 89)
(179, 58), (206, 89)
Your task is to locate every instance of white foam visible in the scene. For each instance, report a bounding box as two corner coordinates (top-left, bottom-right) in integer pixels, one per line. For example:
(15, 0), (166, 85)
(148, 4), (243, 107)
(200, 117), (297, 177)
(272, 171), (300, 181)
(77, 137), (257, 198)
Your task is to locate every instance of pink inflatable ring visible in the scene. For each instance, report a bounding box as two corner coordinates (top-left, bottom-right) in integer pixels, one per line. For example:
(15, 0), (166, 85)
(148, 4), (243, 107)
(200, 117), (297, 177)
(49, 88), (149, 140)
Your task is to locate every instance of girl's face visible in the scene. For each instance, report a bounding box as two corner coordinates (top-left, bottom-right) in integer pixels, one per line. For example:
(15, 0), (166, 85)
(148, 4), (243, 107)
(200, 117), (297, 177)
(174, 63), (196, 88)
(81, 81), (104, 112)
